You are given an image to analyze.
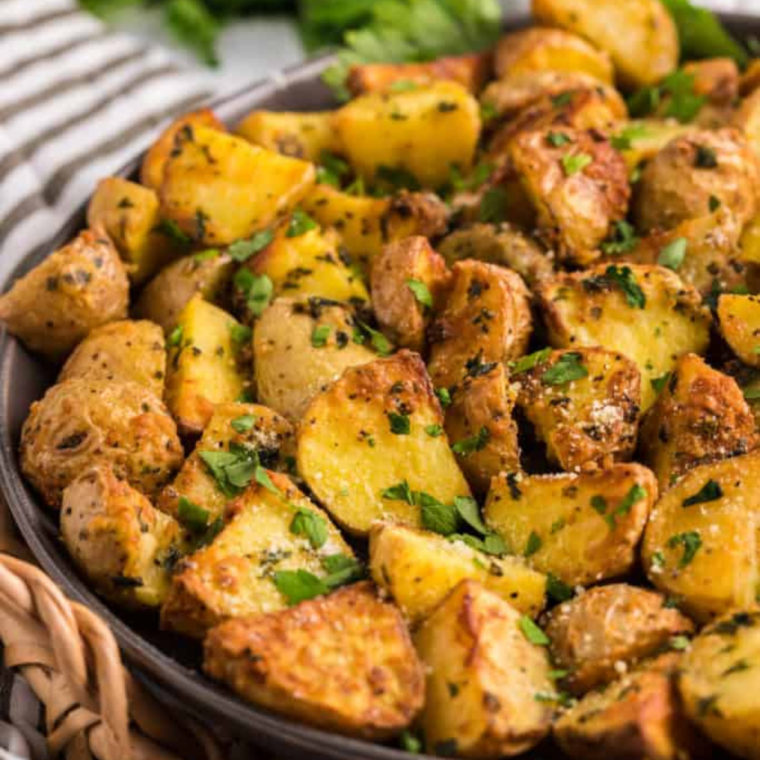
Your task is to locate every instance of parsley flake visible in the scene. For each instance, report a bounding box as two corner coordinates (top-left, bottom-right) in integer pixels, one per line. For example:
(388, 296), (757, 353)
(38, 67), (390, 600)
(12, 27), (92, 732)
(407, 278), (433, 308)
(311, 324), (331, 348)
(668, 530), (703, 568)
(561, 152), (593, 176)
(682, 479), (723, 507)
(541, 352), (588, 385)
(227, 229), (273, 262)
(519, 616), (549, 646)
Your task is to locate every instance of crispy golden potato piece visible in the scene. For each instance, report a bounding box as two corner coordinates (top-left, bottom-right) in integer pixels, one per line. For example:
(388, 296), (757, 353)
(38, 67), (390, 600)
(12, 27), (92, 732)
(543, 584), (694, 695)
(21, 379), (183, 507)
(347, 53), (490, 96)
(684, 58), (740, 127)
(718, 294), (760, 368)
(234, 110), (341, 162)
(414, 580), (553, 758)
(643, 452), (760, 622)
(495, 27), (614, 83)
(140, 108), (225, 191)
(0, 229), (129, 362)
(503, 127), (630, 266)
(679, 609), (760, 759)
(532, 0), (678, 88)
(445, 363), (521, 495)
(369, 523), (545, 625)
(254, 298), (377, 422)
(438, 223), (554, 286)
(370, 236), (449, 352)
(86, 177), (179, 285)
(334, 81), (480, 189)
(612, 119), (696, 173)
(537, 264), (711, 411)
(514, 347), (641, 473)
(58, 320), (166, 397)
(162, 472), (353, 638)
(133, 251), (234, 335)
(157, 403), (294, 522)
(485, 464), (656, 587)
(61, 464), (181, 609)
(245, 222), (369, 308)
(554, 653), (702, 760)
(427, 260), (532, 390)
(204, 582), (424, 739)
(297, 351), (471, 535)
(634, 128), (759, 234)
(640, 353), (757, 491)
(159, 126), (315, 246)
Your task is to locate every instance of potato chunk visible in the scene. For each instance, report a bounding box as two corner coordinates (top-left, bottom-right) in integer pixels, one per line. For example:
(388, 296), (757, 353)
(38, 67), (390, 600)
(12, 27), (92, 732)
(0, 229), (129, 362)
(157, 403), (294, 522)
(159, 126), (315, 246)
(612, 119), (696, 173)
(514, 347), (641, 473)
(640, 353), (757, 491)
(161, 473), (353, 637)
(414, 580), (553, 758)
(427, 260), (532, 390)
(21, 379), (183, 507)
(254, 298), (377, 422)
(532, 0), (678, 88)
(370, 236), (450, 352)
(485, 464), (656, 587)
(679, 609), (760, 759)
(204, 582), (424, 739)
(59, 320), (166, 397)
(543, 584), (694, 694)
(554, 653), (701, 760)
(718, 294), (760, 368)
(297, 351), (471, 535)
(369, 523), (546, 625)
(537, 264), (711, 411)
(61, 464), (181, 609)
(334, 81), (480, 189)
(643, 452), (760, 622)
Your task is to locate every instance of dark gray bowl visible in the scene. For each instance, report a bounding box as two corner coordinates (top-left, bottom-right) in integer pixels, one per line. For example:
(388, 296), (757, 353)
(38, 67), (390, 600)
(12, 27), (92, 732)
(0, 13), (753, 759)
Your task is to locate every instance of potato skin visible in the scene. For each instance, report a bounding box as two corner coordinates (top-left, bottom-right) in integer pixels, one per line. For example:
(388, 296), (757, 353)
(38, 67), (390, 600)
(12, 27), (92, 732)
(21, 379), (183, 507)
(718, 294), (760, 368)
(427, 260), (532, 390)
(369, 522), (546, 625)
(640, 353), (757, 491)
(543, 584), (694, 695)
(58, 320), (166, 397)
(61, 464), (181, 609)
(0, 229), (129, 362)
(514, 346), (641, 473)
(414, 580), (553, 758)
(486, 464), (656, 587)
(370, 236), (450, 352)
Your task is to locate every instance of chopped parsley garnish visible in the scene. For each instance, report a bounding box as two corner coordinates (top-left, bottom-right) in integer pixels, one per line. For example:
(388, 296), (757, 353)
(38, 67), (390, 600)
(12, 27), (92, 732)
(603, 484), (647, 529)
(229, 323), (252, 345)
(425, 424), (443, 437)
(600, 220), (639, 255)
(399, 730), (422, 754)
(547, 131), (572, 147)
(709, 194), (721, 212)
(177, 496), (211, 533)
(610, 123), (650, 151)
(230, 414), (256, 433)
(199, 443), (276, 498)
(155, 218), (191, 245)
(286, 208), (318, 237)
(561, 152), (593, 176)
(435, 387), (452, 408)
(668, 530), (703, 568)
(682, 479), (723, 507)
(551, 91), (573, 108)
(311, 324), (331, 348)
(510, 347), (552, 375)
(546, 573), (574, 603)
(356, 322), (392, 356)
(541, 352), (588, 385)
(316, 151), (350, 187)
(167, 324), (184, 347)
(227, 229), (274, 262)
(524, 531), (542, 558)
(290, 507), (328, 549)
(628, 69), (705, 123)
(388, 411), (411, 435)
(669, 635), (691, 651)
(406, 278), (433, 308)
(479, 187), (508, 224)
(375, 164), (421, 192)
(272, 553), (364, 605)
(233, 269), (273, 317)
(651, 372), (672, 395)
(519, 616), (549, 646)
(451, 426), (490, 455)
(658, 238), (687, 271)
(601, 265), (646, 309)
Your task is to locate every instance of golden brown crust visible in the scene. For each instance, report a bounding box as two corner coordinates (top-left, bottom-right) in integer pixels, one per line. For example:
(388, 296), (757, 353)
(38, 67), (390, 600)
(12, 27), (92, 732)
(203, 582), (424, 739)
(717, 293), (760, 367)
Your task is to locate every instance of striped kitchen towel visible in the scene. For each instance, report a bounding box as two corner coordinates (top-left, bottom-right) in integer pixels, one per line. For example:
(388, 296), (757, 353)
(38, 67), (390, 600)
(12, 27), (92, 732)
(0, 0), (212, 284)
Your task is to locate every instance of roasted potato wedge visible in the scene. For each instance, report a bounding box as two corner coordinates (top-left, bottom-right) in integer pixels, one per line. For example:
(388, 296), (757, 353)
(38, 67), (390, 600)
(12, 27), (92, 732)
(204, 582), (424, 739)
(414, 580), (553, 758)
(61, 464), (181, 609)
(159, 126), (315, 246)
(554, 653), (702, 760)
(640, 353), (757, 491)
(514, 346), (641, 473)
(0, 229), (129, 362)
(427, 260), (532, 390)
(486, 464), (656, 587)
(718, 294), (760, 368)
(537, 264), (712, 411)
(334, 81), (480, 189)
(297, 351), (471, 535)
(161, 472), (354, 637)
(370, 236), (450, 352)
(643, 451), (760, 622)
(165, 294), (247, 437)
(157, 402), (294, 522)
(543, 584), (694, 694)
(58, 319), (166, 397)
(679, 608), (760, 759)
(254, 297), (377, 422)
(531, 0), (678, 88)
(21, 379), (183, 507)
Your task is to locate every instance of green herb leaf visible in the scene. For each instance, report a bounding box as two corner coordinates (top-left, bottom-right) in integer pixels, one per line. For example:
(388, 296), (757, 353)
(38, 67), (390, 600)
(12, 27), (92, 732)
(600, 220), (639, 255)
(541, 352), (588, 385)
(163, 0), (220, 66)
(273, 569), (329, 605)
(604, 484), (647, 529)
(316, 150), (350, 187)
(668, 530), (703, 568)
(519, 615), (550, 646)
(479, 187), (508, 224)
(357, 322), (393, 355)
(231, 414), (256, 433)
(669, 635), (691, 651)
(610, 123), (650, 151)
(435, 387), (452, 408)
(407, 278), (433, 308)
(375, 164), (420, 192)
(524, 530), (542, 558)
(382, 480), (415, 504)
(651, 372), (672, 395)
(451, 426), (490, 455)
(628, 69), (705, 123)
(420, 494), (460, 535)
(546, 573), (574, 603)
(388, 411), (411, 435)
(510, 347), (552, 375)
(682, 479), (723, 507)
(254, 465), (281, 495)
(311, 324), (331, 348)
(547, 131), (572, 147)
(233, 269), (273, 317)
(321, 553), (365, 587)
(425, 424), (443, 438)
(177, 496), (210, 532)
(229, 323), (252, 345)
(561, 152), (593, 176)
(399, 729), (422, 754)
(228, 229), (274, 262)
(167, 324), (184, 348)
(454, 495), (488, 535)
(603, 265), (646, 309)
(155, 218), (192, 245)
(744, 387), (760, 400)
(290, 507), (329, 549)
(286, 208), (318, 238)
